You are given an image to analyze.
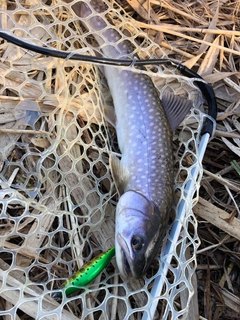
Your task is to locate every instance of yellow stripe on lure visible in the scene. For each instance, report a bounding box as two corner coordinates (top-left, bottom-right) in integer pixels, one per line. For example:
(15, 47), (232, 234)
(54, 247), (115, 298)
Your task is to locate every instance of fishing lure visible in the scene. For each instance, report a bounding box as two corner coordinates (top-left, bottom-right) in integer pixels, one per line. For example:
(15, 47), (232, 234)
(54, 246), (115, 298)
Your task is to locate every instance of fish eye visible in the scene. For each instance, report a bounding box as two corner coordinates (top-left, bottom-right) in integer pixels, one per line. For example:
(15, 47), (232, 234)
(131, 236), (144, 251)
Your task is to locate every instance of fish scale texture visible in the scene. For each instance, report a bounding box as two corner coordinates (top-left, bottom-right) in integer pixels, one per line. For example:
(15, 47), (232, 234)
(108, 68), (173, 207)
(0, 0), (204, 319)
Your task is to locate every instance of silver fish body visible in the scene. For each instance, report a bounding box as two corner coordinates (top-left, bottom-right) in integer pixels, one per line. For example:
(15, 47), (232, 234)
(105, 65), (173, 278)
(72, 0), (191, 278)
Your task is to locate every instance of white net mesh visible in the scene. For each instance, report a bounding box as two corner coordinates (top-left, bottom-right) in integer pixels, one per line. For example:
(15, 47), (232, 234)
(0, 1), (208, 319)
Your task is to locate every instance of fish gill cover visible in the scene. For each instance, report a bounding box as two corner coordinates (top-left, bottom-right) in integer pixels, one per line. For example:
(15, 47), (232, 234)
(0, 1), (239, 320)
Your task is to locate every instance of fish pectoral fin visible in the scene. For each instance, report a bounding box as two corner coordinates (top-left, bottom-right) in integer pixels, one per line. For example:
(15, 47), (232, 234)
(161, 91), (193, 131)
(110, 153), (128, 196)
(103, 104), (116, 128)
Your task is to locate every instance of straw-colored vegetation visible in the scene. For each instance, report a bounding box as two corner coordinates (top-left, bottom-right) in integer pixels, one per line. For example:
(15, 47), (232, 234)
(0, 0), (240, 319)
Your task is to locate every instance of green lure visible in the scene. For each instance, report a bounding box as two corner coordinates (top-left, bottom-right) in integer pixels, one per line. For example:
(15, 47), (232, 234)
(55, 246), (115, 297)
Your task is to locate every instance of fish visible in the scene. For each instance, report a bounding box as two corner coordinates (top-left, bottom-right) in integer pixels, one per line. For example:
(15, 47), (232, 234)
(70, 0), (192, 278)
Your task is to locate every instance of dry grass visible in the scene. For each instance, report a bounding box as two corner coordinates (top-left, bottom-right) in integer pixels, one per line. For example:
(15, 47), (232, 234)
(0, 0), (240, 319)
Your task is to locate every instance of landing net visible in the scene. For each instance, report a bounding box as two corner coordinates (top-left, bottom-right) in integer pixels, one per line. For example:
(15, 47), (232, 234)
(0, 1), (207, 319)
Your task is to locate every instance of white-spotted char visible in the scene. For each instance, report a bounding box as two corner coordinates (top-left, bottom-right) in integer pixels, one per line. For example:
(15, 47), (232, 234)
(71, 0), (192, 278)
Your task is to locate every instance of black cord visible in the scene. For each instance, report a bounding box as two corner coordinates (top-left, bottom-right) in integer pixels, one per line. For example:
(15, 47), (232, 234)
(176, 64), (217, 136)
(0, 30), (217, 136)
(0, 31), (172, 67)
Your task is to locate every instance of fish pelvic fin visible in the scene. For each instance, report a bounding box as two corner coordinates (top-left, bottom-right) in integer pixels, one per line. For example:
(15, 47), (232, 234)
(161, 91), (193, 131)
(110, 153), (129, 196)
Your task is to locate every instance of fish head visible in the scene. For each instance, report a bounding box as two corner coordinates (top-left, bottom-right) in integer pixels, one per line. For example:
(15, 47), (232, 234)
(115, 190), (165, 278)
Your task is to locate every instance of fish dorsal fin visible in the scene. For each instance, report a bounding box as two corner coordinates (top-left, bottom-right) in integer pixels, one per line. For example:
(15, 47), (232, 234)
(161, 91), (193, 131)
(109, 153), (129, 196)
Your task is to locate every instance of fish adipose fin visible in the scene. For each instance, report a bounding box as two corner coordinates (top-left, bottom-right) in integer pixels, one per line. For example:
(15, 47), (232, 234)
(161, 91), (193, 131)
(110, 153), (129, 196)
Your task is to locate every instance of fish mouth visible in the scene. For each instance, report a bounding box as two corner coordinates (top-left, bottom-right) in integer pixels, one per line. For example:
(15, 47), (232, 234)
(117, 233), (133, 278)
(117, 233), (147, 278)
(118, 244), (147, 279)
(121, 248), (132, 277)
